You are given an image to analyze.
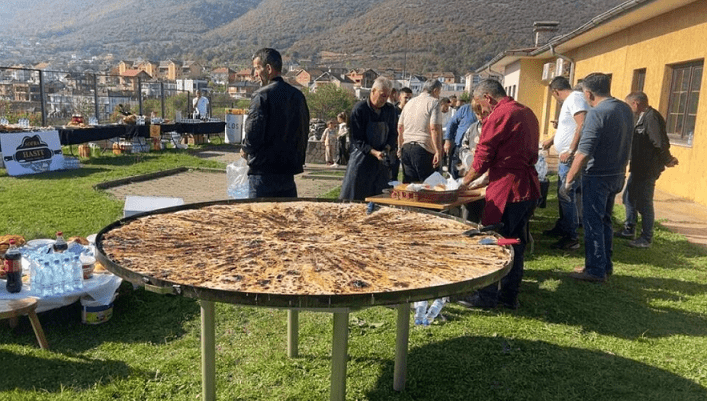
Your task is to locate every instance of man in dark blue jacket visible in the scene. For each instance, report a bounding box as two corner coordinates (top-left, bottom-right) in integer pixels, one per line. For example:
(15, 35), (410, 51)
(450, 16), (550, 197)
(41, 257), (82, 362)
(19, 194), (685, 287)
(242, 48), (310, 198)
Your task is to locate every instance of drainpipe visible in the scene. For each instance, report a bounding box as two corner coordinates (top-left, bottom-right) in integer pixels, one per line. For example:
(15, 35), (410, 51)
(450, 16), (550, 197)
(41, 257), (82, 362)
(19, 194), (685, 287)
(551, 45), (575, 84)
(485, 66), (504, 84)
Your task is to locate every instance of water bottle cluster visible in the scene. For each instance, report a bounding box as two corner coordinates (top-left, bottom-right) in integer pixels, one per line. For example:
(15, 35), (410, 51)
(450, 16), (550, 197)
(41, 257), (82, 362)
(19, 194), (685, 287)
(227, 183), (249, 199)
(21, 234), (94, 297)
(413, 298), (448, 326)
(29, 253), (84, 297)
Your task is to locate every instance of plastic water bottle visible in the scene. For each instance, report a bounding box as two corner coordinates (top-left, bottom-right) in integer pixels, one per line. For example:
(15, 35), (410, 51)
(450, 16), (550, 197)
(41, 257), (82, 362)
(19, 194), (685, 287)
(41, 261), (53, 297)
(51, 258), (63, 295)
(62, 256), (73, 293)
(72, 254), (84, 291)
(413, 301), (428, 325)
(424, 298), (448, 325)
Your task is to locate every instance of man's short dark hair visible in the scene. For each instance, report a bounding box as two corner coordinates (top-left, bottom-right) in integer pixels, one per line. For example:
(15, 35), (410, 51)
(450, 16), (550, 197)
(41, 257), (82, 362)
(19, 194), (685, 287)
(440, 97), (450, 104)
(252, 48), (282, 73)
(400, 87), (413, 95)
(473, 79), (506, 99)
(582, 73), (611, 97)
(549, 76), (572, 91)
(626, 91), (649, 105)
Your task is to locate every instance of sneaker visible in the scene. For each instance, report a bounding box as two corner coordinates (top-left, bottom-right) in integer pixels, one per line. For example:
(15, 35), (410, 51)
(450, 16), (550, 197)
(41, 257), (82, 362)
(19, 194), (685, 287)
(614, 226), (635, 239)
(552, 237), (580, 250)
(330, 163), (338, 168)
(568, 270), (606, 283)
(574, 265), (612, 277)
(542, 226), (565, 237)
(628, 237), (651, 248)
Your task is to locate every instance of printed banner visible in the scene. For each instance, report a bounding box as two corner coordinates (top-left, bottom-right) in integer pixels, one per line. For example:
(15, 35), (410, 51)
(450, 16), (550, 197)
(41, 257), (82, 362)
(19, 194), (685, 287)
(0, 131), (64, 176)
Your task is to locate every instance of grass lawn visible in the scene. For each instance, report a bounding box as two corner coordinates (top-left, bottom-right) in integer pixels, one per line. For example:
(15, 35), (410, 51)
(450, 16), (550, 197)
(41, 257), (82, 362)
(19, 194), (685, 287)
(1, 147), (706, 400)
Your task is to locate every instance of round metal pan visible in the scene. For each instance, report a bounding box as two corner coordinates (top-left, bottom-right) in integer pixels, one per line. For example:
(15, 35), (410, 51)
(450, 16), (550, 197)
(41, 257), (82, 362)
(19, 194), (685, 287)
(95, 198), (512, 309)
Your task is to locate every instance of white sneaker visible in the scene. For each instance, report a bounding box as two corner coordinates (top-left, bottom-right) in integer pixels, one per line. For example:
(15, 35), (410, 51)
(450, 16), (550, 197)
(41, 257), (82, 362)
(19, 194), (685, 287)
(331, 163), (338, 168)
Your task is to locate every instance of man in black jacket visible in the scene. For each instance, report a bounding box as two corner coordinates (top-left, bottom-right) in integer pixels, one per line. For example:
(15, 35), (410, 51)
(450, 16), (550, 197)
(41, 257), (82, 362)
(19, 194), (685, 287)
(242, 48), (310, 198)
(617, 92), (679, 248)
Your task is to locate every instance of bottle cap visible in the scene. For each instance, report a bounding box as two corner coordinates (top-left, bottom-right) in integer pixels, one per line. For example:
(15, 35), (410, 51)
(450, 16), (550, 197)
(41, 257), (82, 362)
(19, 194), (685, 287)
(57, 231), (63, 236)
(8, 239), (15, 245)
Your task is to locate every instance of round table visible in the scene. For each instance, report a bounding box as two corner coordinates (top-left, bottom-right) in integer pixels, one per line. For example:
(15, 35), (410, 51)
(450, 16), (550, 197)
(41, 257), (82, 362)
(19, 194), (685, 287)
(96, 199), (513, 401)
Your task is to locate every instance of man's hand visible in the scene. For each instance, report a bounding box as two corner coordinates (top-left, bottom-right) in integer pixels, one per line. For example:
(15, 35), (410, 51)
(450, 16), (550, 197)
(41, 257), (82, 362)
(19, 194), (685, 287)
(559, 151), (573, 164)
(444, 140), (452, 155)
(239, 148), (247, 158)
(558, 182), (571, 203)
(542, 137), (554, 151)
(551, 120), (558, 129)
(666, 156), (679, 168)
(371, 149), (385, 161)
(432, 152), (441, 168)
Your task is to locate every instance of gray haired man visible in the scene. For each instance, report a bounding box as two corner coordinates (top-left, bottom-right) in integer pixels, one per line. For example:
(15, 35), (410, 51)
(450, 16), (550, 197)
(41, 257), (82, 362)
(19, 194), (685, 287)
(397, 79), (444, 183)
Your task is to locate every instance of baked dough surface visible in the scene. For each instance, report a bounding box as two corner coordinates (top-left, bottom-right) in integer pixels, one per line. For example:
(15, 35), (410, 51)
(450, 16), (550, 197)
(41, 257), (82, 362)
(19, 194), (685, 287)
(101, 202), (511, 295)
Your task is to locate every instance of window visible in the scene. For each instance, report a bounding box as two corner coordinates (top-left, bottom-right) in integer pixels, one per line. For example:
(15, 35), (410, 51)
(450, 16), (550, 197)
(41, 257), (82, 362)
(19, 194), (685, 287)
(631, 68), (646, 92)
(666, 61), (702, 146)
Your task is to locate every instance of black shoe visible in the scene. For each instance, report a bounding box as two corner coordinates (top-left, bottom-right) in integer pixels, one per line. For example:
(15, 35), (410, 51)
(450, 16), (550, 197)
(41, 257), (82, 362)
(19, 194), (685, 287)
(456, 293), (497, 309)
(542, 226), (565, 237)
(614, 226), (635, 239)
(552, 237), (580, 250)
(499, 298), (520, 310)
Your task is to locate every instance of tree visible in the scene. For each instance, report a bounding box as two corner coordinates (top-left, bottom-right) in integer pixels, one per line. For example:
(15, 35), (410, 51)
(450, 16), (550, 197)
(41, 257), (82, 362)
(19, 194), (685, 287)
(304, 84), (356, 121)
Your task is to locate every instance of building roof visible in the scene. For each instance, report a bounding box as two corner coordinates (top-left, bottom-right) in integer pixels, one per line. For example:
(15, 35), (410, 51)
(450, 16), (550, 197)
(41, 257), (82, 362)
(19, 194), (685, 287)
(121, 69), (151, 78)
(212, 67), (235, 74)
(476, 0), (699, 73)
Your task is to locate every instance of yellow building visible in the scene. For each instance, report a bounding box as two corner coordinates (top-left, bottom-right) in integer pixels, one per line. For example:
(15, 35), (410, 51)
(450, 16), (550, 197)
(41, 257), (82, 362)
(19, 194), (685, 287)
(478, 0), (707, 206)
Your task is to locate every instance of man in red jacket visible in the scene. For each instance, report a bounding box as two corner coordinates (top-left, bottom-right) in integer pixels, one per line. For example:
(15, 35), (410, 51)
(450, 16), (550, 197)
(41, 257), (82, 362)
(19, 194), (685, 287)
(457, 79), (541, 309)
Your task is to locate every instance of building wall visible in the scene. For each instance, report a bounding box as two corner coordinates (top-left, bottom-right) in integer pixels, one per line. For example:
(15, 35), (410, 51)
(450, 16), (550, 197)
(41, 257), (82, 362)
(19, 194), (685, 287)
(565, 0), (707, 205)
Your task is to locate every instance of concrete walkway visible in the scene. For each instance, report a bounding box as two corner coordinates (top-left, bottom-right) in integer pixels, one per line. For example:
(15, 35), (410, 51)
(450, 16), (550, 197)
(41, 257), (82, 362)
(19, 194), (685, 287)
(651, 188), (707, 247)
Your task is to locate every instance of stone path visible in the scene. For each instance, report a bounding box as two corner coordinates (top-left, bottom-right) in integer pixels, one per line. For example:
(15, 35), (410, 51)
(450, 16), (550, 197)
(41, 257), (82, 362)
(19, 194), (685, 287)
(105, 146), (345, 204)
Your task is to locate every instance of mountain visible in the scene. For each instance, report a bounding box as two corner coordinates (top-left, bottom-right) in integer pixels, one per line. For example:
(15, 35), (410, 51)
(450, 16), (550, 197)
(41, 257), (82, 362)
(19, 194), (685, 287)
(2, 0), (625, 73)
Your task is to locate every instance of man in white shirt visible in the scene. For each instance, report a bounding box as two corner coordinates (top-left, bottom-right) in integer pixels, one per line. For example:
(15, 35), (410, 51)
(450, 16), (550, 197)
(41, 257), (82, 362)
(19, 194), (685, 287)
(193, 89), (209, 119)
(542, 76), (588, 250)
(397, 79), (444, 183)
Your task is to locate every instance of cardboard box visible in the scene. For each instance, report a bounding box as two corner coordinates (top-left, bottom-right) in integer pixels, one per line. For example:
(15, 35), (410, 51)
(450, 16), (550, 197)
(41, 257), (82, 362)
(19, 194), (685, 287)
(186, 134), (205, 145)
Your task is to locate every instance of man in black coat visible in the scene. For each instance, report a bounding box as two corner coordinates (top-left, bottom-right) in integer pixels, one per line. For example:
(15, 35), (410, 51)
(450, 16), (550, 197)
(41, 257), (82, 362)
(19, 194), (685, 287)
(617, 91), (679, 247)
(242, 48), (310, 198)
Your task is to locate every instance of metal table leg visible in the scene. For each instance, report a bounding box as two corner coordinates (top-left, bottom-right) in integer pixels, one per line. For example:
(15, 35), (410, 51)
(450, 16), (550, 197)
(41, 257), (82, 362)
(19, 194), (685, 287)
(287, 310), (299, 358)
(330, 311), (349, 401)
(394, 303), (410, 391)
(200, 300), (216, 401)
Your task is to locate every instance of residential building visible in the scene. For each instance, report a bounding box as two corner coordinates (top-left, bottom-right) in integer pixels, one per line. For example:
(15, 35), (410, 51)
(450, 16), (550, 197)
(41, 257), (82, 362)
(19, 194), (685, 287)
(212, 67), (236, 85)
(476, 0), (707, 206)
(159, 60), (182, 81)
(227, 81), (260, 99)
(311, 72), (355, 94)
(119, 70), (151, 92)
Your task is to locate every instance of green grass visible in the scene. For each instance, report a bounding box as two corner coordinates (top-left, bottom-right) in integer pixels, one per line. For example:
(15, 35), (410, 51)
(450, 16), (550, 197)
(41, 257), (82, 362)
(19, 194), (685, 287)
(1, 154), (706, 401)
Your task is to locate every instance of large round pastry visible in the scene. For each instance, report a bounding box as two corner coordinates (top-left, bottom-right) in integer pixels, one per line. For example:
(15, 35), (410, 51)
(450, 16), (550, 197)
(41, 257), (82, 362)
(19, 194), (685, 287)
(98, 201), (512, 306)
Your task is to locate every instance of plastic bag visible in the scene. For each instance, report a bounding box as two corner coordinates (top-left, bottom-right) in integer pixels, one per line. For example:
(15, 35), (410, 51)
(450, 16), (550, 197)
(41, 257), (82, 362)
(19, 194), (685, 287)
(535, 150), (548, 182)
(227, 158), (250, 199)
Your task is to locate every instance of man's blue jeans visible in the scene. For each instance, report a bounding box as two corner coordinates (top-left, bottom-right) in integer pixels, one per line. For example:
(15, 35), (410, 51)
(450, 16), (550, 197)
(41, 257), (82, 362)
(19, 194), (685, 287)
(556, 162), (580, 239)
(248, 174), (297, 199)
(582, 174), (625, 278)
(623, 174), (657, 242)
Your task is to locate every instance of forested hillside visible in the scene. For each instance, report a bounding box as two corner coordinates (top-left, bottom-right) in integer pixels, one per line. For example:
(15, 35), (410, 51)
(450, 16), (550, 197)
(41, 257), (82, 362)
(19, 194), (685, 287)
(2, 0), (625, 72)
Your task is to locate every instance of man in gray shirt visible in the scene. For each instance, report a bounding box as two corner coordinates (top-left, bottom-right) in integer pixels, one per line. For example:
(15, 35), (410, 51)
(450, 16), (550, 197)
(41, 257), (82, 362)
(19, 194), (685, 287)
(563, 73), (633, 283)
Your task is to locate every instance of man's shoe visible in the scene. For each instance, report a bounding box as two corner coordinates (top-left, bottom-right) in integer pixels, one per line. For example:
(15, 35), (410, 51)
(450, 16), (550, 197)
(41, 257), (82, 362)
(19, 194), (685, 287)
(552, 237), (580, 250)
(574, 265), (611, 277)
(499, 298), (520, 310)
(614, 227), (635, 239)
(569, 270), (606, 283)
(628, 237), (651, 248)
(456, 293), (497, 309)
(542, 226), (565, 237)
